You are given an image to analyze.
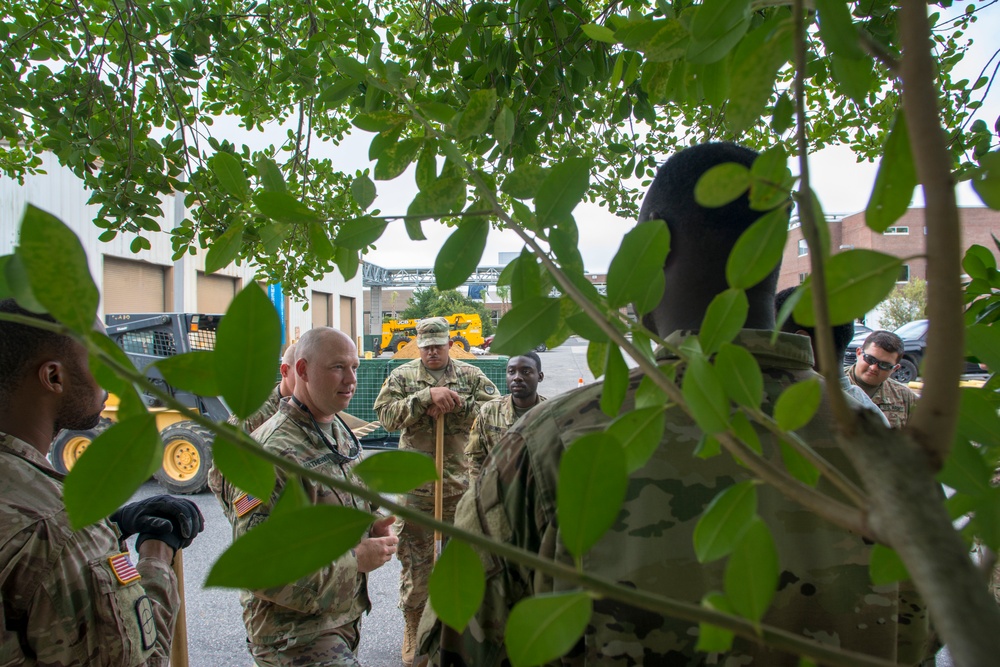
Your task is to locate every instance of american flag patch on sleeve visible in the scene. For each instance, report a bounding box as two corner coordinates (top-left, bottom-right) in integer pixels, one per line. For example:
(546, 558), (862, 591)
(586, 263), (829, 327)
(234, 492), (262, 517)
(108, 553), (141, 585)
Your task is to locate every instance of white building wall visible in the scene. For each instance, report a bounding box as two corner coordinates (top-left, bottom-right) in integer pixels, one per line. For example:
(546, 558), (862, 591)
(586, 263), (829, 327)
(1, 152), (364, 344)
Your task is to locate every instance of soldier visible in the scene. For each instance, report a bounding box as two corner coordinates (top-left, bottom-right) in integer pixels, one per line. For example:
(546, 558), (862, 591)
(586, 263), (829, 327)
(372, 317), (498, 667)
(237, 342), (298, 434)
(465, 352), (546, 480)
(845, 330), (918, 428)
(0, 298), (203, 666)
(417, 143), (930, 665)
(213, 327), (397, 666)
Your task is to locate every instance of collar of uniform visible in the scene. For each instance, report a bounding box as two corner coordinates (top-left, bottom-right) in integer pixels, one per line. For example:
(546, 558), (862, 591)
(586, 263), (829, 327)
(417, 358), (455, 383)
(0, 430), (61, 475)
(656, 329), (815, 369)
(275, 396), (353, 449)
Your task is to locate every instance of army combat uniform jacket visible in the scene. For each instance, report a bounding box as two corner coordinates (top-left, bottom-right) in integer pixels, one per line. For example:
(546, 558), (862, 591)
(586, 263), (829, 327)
(1, 432), (178, 667)
(373, 359), (498, 498)
(845, 367), (917, 428)
(417, 331), (930, 666)
(465, 394), (546, 480)
(210, 399), (374, 664)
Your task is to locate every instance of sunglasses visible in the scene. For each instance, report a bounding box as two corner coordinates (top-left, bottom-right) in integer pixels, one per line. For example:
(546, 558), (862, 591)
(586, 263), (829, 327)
(861, 352), (896, 372)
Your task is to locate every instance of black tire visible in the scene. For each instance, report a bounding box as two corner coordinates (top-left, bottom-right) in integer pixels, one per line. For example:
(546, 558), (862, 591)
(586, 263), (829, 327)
(154, 420), (214, 495)
(50, 418), (113, 474)
(452, 335), (470, 351)
(534, 343), (547, 353)
(892, 357), (919, 384)
(391, 337), (411, 353)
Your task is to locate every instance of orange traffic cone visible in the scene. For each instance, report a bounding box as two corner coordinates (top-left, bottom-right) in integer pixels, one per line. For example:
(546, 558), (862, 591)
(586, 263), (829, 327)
(578, 378), (584, 388)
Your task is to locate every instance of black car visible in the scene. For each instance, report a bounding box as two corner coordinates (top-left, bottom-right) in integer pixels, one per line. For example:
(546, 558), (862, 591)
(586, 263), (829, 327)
(843, 319), (984, 383)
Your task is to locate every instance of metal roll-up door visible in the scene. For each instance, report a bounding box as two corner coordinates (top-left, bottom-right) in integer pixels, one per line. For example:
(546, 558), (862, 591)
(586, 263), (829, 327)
(198, 272), (238, 314)
(312, 291), (331, 328)
(103, 257), (166, 313)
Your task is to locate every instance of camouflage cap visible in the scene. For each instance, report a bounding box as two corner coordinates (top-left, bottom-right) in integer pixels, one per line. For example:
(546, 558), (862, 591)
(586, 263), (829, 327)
(417, 317), (450, 347)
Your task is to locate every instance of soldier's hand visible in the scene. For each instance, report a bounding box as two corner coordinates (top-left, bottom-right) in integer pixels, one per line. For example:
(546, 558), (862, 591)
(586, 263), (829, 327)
(371, 514), (396, 538)
(429, 387), (461, 413)
(111, 495), (205, 554)
(356, 534), (398, 573)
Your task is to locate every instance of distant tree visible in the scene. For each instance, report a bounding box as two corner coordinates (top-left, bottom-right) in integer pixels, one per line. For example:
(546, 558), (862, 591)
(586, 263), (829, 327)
(880, 278), (928, 330)
(400, 287), (494, 336)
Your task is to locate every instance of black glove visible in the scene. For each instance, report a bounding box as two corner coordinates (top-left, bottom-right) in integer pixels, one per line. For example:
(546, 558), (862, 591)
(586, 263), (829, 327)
(110, 495), (205, 554)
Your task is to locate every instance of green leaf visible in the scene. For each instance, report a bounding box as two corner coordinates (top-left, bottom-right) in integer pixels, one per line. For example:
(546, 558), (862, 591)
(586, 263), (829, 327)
(620, 19), (690, 62)
(318, 77), (359, 105)
(792, 250), (901, 326)
(351, 174), (377, 209)
(506, 593), (592, 667)
(0, 255), (12, 300)
(336, 216), (388, 250)
(688, 13), (750, 65)
(434, 220), (489, 290)
(3, 254), (45, 312)
(693, 481), (757, 563)
(333, 56), (367, 80)
(726, 207), (789, 289)
(773, 378), (822, 431)
(749, 146), (791, 211)
(254, 192), (322, 224)
(772, 93), (794, 134)
(419, 101), (458, 124)
(206, 506), (373, 589)
(866, 112), (917, 232)
(309, 224), (335, 261)
(957, 387), (1000, 447)
(587, 341), (608, 378)
(210, 152), (250, 201)
(606, 220), (670, 313)
(831, 54), (874, 104)
(351, 111), (410, 133)
(408, 177), (466, 219)
(271, 477), (309, 519)
(215, 285), (281, 419)
(694, 162), (751, 208)
(582, 24), (617, 44)
(714, 343), (763, 408)
(730, 410), (762, 455)
(259, 223), (290, 254)
(600, 346), (629, 417)
(432, 15), (464, 33)
(636, 374), (670, 409)
(429, 540), (486, 631)
(256, 157), (286, 192)
(815, 0), (865, 59)
(698, 593), (736, 652)
(724, 518), (778, 622)
(354, 450), (438, 494)
(534, 158), (590, 227)
(965, 324), (1000, 372)
(607, 407), (666, 473)
(779, 438), (820, 486)
(17, 205), (99, 333)
(558, 433), (628, 558)
(501, 164), (548, 200)
(869, 544), (910, 586)
(937, 438), (993, 497)
(204, 220), (245, 274)
(153, 350), (220, 396)
(374, 138), (422, 181)
(972, 151), (1000, 210)
(494, 106), (515, 147)
(64, 415), (160, 529)
(726, 23), (793, 134)
(455, 89), (497, 140)
(212, 427), (277, 500)
(335, 246), (361, 281)
(682, 355), (731, 435)
(691, 0), (750, 42)
(491, 297), (561, 355)
(510, 248), (543, 302)
(699, 289), (748, 356)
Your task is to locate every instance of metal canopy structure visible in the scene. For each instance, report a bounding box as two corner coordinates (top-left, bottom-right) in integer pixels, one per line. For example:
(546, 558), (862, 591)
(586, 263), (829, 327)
(362, 262), (506, 287)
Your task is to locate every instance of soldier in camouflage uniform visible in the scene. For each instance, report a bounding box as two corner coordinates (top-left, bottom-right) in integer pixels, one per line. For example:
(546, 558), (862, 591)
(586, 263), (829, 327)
(373, 317), (498, 666)
(1, 299), (203, 666)
(211, 327), (397, 666)
(845, 330), (918, 428)
(416, 143), (930, 665)
(466, 352), (546, 480)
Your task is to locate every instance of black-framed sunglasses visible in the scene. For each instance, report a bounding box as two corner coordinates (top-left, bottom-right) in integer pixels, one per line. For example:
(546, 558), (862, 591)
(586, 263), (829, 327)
(861, 352), (896, 372)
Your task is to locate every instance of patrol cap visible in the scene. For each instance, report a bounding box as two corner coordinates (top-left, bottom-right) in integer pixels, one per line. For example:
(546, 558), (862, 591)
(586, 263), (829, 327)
(416, 317), (450, 348)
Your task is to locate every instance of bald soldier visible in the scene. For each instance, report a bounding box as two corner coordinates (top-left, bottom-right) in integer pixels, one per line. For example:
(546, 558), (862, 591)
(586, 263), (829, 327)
(212, 327), (397, 666)
(373, 317), (498, 667)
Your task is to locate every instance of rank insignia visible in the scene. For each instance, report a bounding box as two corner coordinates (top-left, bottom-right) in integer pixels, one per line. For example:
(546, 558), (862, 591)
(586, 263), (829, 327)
(108, 552), (141, 585)
(234, 492), (262, 517)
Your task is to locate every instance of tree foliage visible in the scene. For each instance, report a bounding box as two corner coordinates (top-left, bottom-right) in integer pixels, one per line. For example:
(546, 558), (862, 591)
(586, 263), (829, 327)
(2, 0), (1000, 664)
(879, 277), (927, 330)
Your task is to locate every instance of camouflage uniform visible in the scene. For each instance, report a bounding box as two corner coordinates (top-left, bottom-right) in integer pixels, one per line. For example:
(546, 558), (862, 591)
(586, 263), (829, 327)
(210, 398), (374, 667)
(417, 331), (930, 666)
(845, 366), (917, 428)
(373, 358), (497, 613)
(465, 394), (547, 480)
(1, 432), (178, 667)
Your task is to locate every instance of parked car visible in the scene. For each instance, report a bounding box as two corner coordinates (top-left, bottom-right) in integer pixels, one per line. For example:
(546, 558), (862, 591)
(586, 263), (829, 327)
(843, 319), (984, 383)
(483, 334), (546, 353)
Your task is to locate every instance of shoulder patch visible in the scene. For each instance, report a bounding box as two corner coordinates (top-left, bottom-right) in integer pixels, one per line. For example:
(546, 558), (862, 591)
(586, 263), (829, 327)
(135, 595), (157, 650)
(234, 492), (262, 517)
(108, 552), (141, 585)
(485, 385), (496, 395)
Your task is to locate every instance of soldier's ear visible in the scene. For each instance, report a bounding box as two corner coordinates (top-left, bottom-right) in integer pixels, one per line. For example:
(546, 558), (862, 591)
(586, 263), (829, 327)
(38, 360), (66, 394)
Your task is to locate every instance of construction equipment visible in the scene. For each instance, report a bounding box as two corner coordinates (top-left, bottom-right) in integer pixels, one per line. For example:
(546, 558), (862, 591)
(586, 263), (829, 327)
(50, 313), (229, 494)
(377, 313), (486, 353)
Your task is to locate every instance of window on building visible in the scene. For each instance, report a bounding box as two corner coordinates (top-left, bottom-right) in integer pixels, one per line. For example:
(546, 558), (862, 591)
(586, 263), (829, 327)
(797, 239), (808, 256)
(799, 272), (810, 284)
(885, 226), (909, 235)
(897, 264), (910, 283)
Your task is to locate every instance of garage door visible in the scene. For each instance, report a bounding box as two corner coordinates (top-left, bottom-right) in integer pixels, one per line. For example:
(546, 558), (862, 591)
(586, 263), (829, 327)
(340, 296), (355, 339)
(312, 291), (331, 328)
(103, 256), (166, 313)
(198, 272), (238, 314)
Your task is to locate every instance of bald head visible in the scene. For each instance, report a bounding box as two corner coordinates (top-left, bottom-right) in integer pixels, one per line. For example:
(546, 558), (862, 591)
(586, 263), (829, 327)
(278, 343), (298, 396)
(292, 328), (358, 421)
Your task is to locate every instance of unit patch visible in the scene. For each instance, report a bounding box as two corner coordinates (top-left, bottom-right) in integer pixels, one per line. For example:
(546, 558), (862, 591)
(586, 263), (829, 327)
(108, 553), (141, 585)
(135, 595), (157, 650)
(485, 385), (496, 395)
(234, 492), (262, 517)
